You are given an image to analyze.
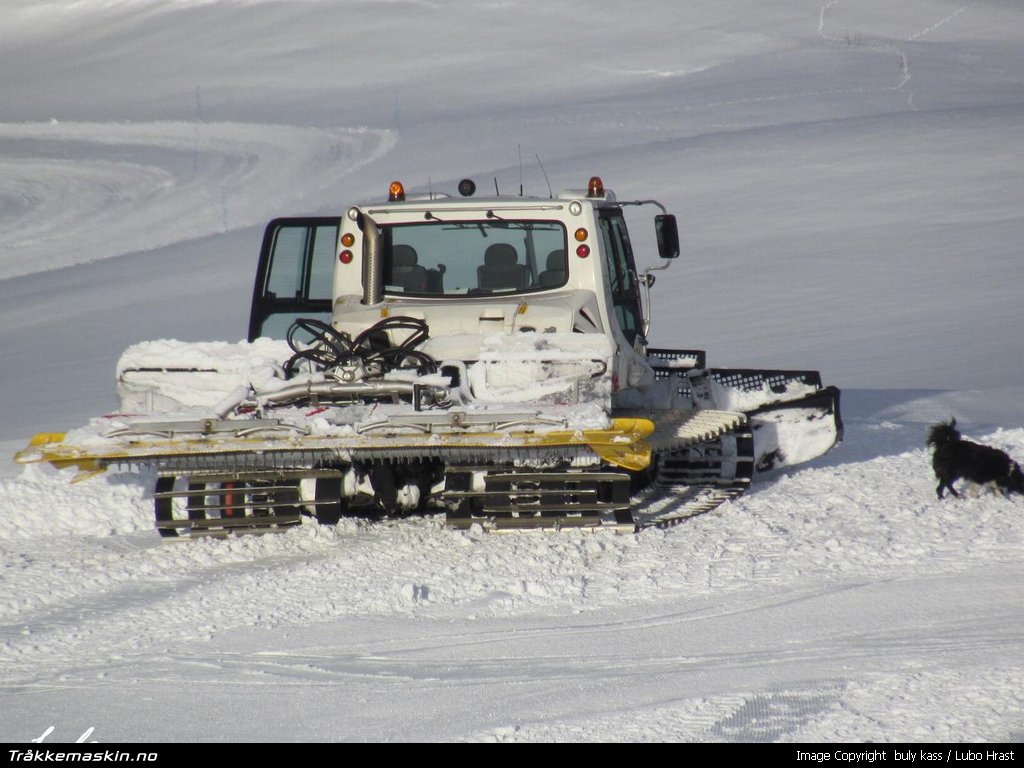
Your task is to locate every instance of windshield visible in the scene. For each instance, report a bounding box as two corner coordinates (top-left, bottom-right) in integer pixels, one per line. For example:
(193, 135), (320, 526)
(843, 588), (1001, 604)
(382, 220), (568, 296)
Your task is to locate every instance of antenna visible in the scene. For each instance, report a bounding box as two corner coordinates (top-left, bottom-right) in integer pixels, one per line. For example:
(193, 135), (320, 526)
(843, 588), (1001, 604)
(428, 177), (433, 199)
(535, 155), (552, 198)
(518, 144), (523, 196)
(493, 177), (500, 196)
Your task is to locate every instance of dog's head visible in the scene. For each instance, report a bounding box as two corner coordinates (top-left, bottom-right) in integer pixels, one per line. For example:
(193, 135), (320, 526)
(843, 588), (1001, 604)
(1006, 463), (1024, 496)
(927, 418), (961, 448)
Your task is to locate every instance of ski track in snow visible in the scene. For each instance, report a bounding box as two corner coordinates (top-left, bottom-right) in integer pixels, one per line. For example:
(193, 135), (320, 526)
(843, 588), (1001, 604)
(817, 0), (970, 108)
(469, 668), (1024, 742)
(589, 1), (976, 134)
(0, 121), (396, 280)
(907, 6), (968, 42)
(817, 1), (910, 92)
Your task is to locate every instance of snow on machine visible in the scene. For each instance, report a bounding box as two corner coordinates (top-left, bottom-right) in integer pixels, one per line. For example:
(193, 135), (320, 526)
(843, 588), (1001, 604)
(17, 176), (841, 537)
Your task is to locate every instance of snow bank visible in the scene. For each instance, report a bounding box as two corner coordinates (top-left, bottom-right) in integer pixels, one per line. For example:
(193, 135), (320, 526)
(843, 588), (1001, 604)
(4, 424), (1023, 657)
(0, 464), (152, 542)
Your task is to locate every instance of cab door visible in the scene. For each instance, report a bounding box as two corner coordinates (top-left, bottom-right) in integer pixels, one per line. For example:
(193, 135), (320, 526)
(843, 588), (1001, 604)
(248, 218), (339, 341)
(597, 211), (645, 348)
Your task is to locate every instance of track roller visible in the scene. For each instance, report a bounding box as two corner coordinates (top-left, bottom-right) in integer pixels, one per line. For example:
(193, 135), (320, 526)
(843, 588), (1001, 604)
(153, 469), (341, 538)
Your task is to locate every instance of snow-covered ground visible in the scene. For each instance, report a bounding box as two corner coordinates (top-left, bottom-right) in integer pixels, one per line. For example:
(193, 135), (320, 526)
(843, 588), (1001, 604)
(1, 0), (1023, 742)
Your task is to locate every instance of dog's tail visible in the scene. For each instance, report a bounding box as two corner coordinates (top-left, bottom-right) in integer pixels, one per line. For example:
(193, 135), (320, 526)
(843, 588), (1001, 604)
(927, 418), (961, 448)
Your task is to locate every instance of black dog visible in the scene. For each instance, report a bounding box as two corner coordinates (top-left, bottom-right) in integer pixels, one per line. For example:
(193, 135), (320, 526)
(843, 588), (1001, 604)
(927, 419), (1024, 500)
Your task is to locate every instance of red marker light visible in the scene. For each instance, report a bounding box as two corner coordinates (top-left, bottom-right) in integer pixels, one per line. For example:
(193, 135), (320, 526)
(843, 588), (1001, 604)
(339, 250), (353, 264)
(576, 244), (590, 258)
(587, 176), (604, 198)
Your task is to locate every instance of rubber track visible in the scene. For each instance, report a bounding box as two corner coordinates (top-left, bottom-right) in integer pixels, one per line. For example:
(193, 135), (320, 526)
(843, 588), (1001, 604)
(633, 426), (755, 528)
(149, 410), (753, 536)
(444, 410), (753, 531)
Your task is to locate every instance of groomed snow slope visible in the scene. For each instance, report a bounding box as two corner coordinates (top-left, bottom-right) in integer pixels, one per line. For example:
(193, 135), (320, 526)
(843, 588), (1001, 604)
(1, 0), (1023, 743)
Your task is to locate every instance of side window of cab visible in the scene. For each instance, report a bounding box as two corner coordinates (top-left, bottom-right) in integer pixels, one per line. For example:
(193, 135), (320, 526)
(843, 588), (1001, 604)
(248, 218), (338, 341)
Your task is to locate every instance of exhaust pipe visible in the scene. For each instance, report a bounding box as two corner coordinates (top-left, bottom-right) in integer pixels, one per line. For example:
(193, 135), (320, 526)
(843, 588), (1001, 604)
(362, 212), (383, 306)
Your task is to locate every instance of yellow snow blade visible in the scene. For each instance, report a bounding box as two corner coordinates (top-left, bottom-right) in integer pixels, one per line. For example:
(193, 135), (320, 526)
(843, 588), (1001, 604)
(15, 418), (656, 475)
(15, 433), (106, 481)
(529, 417), (655, 471)
(14, 432), (67, 463)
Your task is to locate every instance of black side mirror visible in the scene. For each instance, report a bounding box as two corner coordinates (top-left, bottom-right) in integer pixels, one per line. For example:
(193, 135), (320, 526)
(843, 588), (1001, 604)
(655, 214), (680, 259)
